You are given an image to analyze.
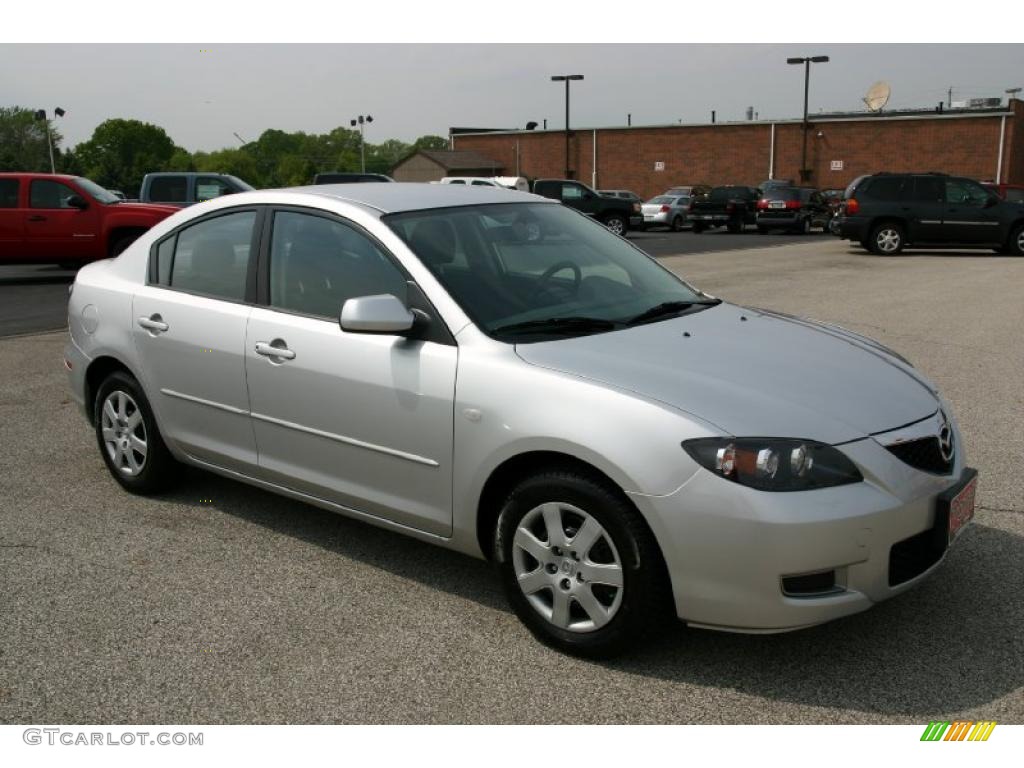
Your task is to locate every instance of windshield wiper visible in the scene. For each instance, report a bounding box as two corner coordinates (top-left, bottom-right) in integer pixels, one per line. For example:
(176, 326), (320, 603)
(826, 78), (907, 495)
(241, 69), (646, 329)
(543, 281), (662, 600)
(492, 316), (620, 338)
(625, 298), (721, 326)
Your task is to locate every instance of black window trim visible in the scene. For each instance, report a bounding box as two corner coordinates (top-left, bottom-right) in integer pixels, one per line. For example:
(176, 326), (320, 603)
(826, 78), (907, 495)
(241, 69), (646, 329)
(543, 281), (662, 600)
(146, 206), (265, 306)
(256, 204), (456, 347)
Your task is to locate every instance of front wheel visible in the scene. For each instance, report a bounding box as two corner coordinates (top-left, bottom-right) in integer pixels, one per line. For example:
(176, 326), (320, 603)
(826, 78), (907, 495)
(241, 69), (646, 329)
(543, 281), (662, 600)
(869, 222), (905, 255)
(602, 214), (627, 236)
(94, 371), (178, 494)
(1006, 223), (1024, 256)
(494, 471), (670, 658)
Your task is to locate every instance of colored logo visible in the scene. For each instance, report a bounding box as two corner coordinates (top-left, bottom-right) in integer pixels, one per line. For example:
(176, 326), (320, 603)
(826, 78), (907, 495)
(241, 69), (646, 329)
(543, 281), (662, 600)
(921, 720), (996, 741)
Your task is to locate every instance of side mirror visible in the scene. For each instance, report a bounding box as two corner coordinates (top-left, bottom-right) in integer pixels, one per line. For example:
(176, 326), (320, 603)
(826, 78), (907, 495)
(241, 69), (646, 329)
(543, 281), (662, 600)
(340, 294), (415, 335)
(66, 194), (88, 210)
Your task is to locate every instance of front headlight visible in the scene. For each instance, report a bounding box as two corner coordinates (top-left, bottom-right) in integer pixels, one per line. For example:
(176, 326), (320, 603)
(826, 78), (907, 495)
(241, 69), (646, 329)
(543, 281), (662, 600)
(681, 437), (863, 492)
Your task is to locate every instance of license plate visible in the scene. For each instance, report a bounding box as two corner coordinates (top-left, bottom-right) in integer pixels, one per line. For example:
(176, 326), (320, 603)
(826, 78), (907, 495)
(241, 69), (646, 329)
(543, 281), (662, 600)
(947, 473), (977, 541)
(769, 200), (786, 209)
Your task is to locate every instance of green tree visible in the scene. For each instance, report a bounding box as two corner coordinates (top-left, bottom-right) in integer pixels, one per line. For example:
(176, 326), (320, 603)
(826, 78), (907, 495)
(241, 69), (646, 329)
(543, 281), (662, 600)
(412, 135), (449, 152)
(0, 106), (63, 172)
(75, 119), (178, 195)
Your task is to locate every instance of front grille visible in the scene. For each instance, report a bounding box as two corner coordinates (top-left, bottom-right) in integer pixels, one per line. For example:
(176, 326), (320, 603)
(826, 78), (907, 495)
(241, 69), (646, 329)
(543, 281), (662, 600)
(782, 570), (839, 597)
(886, 437), (953, 475)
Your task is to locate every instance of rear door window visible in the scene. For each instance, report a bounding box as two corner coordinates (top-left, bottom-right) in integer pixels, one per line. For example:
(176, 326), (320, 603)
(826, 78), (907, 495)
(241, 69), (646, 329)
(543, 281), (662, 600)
(167, 211), (256, 301)
(911, 177), (944, 203)
(0, 179), (18, 207)
(148, 176), (188, 203)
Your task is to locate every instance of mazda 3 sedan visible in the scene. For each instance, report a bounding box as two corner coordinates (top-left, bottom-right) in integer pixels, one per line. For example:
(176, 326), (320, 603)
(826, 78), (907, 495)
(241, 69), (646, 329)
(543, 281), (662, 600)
(65, 184), (977, 657)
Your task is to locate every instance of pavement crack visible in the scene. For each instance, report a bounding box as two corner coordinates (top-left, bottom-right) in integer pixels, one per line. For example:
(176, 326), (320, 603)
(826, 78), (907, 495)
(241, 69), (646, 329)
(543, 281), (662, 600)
(976, 505), (1024, 515)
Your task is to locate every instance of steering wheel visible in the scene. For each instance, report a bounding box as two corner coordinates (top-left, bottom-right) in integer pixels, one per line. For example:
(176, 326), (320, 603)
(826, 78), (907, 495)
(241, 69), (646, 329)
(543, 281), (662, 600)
(531, 261), (582, 301)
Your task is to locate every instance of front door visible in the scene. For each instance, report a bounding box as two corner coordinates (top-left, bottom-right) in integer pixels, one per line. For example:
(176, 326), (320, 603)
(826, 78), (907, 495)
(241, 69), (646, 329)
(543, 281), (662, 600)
(132, 208), (261, 473)
(244, 209), (457, 536)
(24, 178), (101, 260)
(943, 178), (1002, 244)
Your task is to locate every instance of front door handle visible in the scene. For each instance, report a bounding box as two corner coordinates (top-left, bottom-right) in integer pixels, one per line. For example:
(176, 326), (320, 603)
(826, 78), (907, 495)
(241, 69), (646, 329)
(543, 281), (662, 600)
(255, 340), (296, 360)
(27, 215), (47, 222)
(137, 314), (169, 333)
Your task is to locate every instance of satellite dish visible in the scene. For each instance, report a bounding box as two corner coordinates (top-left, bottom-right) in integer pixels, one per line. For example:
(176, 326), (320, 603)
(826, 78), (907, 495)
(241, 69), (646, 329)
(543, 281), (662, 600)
(863, 82), (891, 112)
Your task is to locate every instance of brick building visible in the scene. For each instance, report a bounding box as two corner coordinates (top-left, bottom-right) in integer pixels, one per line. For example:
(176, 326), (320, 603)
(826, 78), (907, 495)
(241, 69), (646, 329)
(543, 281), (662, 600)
(451, 101), (1024, 200)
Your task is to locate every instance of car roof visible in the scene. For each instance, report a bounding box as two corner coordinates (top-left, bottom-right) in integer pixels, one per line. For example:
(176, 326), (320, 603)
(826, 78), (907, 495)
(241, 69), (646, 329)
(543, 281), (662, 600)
(280, 182), (550, 214)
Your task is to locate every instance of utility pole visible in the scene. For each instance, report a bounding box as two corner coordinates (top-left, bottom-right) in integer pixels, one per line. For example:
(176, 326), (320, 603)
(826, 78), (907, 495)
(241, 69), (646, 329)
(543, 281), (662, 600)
(787, 56), (830, 182)
(550, 75), (583, 179)
(350, 115), (373, 173)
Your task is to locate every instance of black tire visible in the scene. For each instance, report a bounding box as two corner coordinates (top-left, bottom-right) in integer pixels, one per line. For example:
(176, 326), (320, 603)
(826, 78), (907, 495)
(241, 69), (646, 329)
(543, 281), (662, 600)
(727, 221), (742, 234)
(691, 224), (705, 234)
(671, 215), (683, 232)
(494, 470), (671, 658)
(601, 214), (627, 237)
(109, 232), (140, 258)
(756, 226), (768, 235)
(868, 222), (905, 255)
(1006, 223), (1024, 256)
(799, 217), (812, 235)
(94, 370), (178, 494)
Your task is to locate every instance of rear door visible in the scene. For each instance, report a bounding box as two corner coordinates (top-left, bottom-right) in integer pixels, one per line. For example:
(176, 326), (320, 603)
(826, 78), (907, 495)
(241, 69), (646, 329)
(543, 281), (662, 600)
(905, 176), (945, 242)
(0, 178), (22, 258)
(24, 178), (102, 260)
(942, 178), (1002, 244)
(132, 207), (261, 473)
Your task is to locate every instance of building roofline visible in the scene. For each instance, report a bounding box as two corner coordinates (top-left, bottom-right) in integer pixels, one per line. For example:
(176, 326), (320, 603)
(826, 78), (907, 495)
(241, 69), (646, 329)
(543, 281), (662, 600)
(450, 108), (1014, 138)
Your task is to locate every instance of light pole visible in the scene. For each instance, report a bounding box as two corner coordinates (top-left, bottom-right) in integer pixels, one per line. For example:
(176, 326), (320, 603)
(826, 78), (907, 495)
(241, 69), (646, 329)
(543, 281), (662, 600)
(1007, 87), (1022, 103)
(34, 107), (65, 174)
(786, 56), (829, 182)
(350, 115), (373, 173)
(551, 75), (583, 179)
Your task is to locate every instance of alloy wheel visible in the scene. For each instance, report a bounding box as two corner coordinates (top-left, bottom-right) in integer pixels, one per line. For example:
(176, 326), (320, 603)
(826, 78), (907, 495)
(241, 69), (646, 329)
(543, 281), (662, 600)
(1017, 229), (1024, 253)
(876, 228), (901, 253)
(605, 218), (625, 236)
(100, 390), (148, 476)
(511, 502), (624, 633)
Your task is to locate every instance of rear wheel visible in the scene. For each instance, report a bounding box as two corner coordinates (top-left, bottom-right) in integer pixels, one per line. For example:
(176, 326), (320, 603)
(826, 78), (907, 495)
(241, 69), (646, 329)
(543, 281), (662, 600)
(94, 371), (178, 494)
(757, 226), (768, 235)
(800, 217), (812, 235)
(671, 215), (684, 232)
(494, 471), (670, 658)
(727, 221), (742, 234)
(602, 214), (627, 236)
(869, 222), (905, 255)
(109, 232), (140, 258)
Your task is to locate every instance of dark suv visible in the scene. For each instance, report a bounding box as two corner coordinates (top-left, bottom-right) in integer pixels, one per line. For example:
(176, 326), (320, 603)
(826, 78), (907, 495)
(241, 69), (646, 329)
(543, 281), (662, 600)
(532, 179), (643, 235)
(755, 186), (832, 234)
(834, 172), (1024, 255)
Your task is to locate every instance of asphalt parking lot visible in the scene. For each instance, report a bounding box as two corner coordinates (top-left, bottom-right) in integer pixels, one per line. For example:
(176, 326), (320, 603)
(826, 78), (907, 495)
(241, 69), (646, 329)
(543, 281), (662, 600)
(1, 238), (1022, 724)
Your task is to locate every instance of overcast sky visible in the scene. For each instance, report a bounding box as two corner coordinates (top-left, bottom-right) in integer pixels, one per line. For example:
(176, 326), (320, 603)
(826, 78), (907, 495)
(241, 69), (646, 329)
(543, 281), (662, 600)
(4, 44), (1022, 152)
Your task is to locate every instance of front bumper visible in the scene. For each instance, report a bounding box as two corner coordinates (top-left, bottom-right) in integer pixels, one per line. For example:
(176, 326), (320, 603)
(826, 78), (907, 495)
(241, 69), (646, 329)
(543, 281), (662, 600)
(629, 429), (971, 632)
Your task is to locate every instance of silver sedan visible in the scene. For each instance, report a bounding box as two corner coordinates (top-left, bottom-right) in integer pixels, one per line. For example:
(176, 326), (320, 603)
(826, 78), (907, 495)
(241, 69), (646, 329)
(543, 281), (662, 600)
(65, 184), (977, 657)
(642, 195), (690, 231)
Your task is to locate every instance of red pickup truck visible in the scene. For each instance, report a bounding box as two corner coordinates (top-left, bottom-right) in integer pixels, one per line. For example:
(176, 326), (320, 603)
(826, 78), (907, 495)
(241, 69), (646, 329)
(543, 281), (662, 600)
(0, 173), (179, 267)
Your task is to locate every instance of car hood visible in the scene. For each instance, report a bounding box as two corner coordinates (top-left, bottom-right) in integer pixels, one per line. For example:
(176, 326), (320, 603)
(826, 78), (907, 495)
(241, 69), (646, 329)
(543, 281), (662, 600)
(514, 303), (939, 445)
(113, 202), (180, 216)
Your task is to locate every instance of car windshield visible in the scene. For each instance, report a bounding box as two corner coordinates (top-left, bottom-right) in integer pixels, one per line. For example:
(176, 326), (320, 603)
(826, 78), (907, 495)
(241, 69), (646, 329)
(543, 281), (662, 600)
(74, 177), (119, 204)
(226, 175), (254, 191)
(386, 203), (711, 342)
(763, 187), (801, 201)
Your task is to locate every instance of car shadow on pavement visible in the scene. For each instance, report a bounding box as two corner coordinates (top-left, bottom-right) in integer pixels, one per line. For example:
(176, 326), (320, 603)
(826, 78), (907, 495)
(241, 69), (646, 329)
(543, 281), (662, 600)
(170, 467), (1022, 719)
(848, 248), (1021, 259)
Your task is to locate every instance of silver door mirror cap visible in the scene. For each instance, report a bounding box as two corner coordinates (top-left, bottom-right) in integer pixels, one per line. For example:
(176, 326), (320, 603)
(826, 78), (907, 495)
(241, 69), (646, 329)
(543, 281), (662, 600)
(340, 294), (415, 334)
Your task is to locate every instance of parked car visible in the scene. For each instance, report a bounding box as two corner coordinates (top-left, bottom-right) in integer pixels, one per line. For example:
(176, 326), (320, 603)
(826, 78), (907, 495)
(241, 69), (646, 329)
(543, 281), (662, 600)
(139, 172), (254, 207)
(755, 187), (832, 234)
(641, 194), (690, 231)
(688, 186), (761, 233)
(665, 184), (711, 199)
(981, 182), (1024, 203)
(820, 188), (845, 214)
(440, 176), (530, 192)
(599, 189), (643, 205)
(65, 183), (976, 657)
(532, 179), (643, 235)
(833, 172), (1024, 255)
(313, 172), (394, 184)
(0, 172), (178, 267)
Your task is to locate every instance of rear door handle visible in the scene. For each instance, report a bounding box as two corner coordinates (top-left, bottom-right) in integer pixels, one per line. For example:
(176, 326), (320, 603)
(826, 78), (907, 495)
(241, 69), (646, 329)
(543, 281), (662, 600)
(27, 215), (47, 222)
(255, 340), (296, 360)
(137, 315), (169, 333)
